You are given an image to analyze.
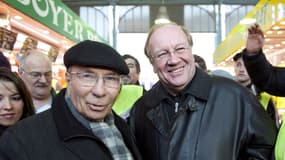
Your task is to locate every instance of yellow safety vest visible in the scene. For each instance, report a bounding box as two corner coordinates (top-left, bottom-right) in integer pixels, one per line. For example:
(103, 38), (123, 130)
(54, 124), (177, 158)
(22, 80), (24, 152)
(112, 85), (143, 115)
(275, 112), (285, 160)
(259, 92), (271, 110)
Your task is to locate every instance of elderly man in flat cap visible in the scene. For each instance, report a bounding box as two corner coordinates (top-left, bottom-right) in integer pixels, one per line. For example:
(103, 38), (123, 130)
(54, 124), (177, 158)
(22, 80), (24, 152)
(0, 40), (142, 160)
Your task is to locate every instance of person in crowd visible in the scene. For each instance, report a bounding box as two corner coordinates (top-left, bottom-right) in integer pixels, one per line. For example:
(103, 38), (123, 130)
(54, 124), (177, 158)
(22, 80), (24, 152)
(18, 49), (56, 113)
(0, 52), (11, 70)
(233, 52), (279, 127)
(0, 67), (35, 136)
(122, 54), (142, 85)
(113, 55), (145, 119)
(242, 23), (285, 96)
(129, 22), (277, 160)
(0, 40), (141, 160)
(193, 54), (207, 72)
(242, 23), (285, 160)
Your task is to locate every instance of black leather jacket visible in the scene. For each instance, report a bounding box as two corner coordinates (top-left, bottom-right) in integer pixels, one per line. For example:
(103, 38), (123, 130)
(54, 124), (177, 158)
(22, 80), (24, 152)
(130, 69), (277, 160)
(242, 49), (285, 96)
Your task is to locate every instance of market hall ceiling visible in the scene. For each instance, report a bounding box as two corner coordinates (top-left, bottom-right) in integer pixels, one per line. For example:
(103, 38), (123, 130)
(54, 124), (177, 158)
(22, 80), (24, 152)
(62, 0), (259, 6)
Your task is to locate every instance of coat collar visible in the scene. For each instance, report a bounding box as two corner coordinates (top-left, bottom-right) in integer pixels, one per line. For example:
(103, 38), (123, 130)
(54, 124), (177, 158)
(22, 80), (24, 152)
(145, 68), (211, 137)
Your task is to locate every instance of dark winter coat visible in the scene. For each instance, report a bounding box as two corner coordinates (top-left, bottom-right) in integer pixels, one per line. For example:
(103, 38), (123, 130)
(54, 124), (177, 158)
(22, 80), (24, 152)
(242, 49), (285, 96)
(0, 89), (142, 160)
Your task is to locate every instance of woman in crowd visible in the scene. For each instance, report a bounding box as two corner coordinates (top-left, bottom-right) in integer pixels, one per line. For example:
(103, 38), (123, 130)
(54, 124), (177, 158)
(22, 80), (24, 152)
(0, 67), (35, 136)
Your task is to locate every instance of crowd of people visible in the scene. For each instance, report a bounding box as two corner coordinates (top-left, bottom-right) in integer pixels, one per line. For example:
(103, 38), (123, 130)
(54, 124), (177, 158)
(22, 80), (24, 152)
(0, 22), (283, 160)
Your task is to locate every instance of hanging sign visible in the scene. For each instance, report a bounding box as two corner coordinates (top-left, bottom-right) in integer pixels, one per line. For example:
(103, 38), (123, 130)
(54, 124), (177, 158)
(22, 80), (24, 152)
(4, 0), (105, 43)
(0, 27), (17, 50)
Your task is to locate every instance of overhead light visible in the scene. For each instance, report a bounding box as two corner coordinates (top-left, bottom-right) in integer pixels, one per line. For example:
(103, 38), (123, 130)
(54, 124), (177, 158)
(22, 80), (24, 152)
(275, 44), (281, 47)
(240, 18), (256, 24)
(273, 26), (280, 30)
(14, 15), (22, 20)
(154, 6), (171, 24)
(42, 30), (50, 34)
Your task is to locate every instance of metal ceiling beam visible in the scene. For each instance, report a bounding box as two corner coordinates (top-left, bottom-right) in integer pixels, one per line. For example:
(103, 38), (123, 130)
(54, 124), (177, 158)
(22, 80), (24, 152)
(62, 0), (259, 7)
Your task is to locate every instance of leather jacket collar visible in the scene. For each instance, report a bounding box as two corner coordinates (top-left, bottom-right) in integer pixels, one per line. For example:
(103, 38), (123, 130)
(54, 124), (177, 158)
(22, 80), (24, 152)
(148, 68), (212, 107)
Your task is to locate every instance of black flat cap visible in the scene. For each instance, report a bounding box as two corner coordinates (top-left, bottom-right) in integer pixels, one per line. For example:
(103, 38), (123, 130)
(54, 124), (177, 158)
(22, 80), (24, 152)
(64, 40), (129, 74)
(233, 52), (242, 62)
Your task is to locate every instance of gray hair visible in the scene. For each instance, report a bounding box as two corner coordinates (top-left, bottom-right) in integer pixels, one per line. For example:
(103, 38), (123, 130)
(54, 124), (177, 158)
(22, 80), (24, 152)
(19, 49), (52, 70)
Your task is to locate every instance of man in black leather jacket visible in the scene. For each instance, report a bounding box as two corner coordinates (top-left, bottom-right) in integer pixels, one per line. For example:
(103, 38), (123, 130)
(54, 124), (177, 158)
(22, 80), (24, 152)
(242, 23), (285, 96)
(129, 22), (277, 160)
(242, 23), (285, 160)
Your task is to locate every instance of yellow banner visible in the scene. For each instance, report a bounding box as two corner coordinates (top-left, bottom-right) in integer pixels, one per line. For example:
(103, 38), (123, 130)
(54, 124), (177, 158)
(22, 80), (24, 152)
(213, 0), (285, 64)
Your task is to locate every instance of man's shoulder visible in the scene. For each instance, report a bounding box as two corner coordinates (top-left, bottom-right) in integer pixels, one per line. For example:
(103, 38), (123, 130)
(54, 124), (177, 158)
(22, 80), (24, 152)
(211, 76), (246, 92)
(135, 84), (161, 106)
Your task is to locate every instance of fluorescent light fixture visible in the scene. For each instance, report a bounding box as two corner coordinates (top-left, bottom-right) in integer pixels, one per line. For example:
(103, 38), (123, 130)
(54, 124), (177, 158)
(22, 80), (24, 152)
(273, 26), (280, 30)
(42, 30), (50, 34)
(155, 6), (171, 24)
(14, 16), (22, 20)
(240, 18), (256, 24)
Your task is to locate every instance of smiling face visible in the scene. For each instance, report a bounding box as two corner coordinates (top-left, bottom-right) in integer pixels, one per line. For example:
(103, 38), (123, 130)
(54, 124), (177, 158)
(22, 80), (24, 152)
(66, 66), (121, 122)
(0, 81), (24, 126)
(146, 24), (196, 95)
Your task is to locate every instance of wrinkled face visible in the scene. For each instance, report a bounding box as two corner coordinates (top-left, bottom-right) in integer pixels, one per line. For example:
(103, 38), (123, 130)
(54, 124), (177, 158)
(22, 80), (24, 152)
(147, 25), (196, 94)
(125, 58), (139, 84)
(0, 81), (24, 126)
(234, 58), (251, 85)
(21, 55), (52, 100)
(66, 66), (121, 122)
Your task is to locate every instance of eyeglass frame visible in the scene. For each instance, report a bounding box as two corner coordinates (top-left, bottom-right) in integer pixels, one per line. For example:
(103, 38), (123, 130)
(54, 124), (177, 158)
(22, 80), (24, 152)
(67, 72), (122, 88)
(149, 44), (191, 62)
(21, 70), (53, 80)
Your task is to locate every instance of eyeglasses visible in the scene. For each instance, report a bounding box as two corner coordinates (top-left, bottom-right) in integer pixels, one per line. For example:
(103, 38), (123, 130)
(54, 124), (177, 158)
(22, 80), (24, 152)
(127, 63), (135, 68)
(150, 45), (190, 62)
(68, 72), (121, 88)
(22, 70), (52, 80)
